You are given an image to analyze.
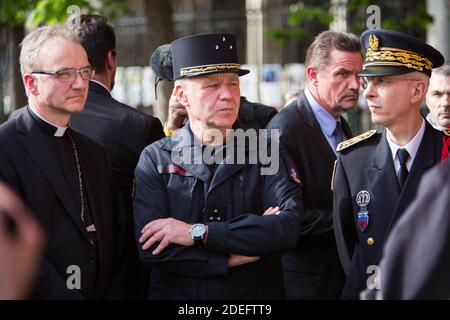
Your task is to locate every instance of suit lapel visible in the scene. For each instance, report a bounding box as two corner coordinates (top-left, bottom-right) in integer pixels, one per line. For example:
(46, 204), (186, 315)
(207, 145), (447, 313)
(387, 122), (441, 234)
(17, 109), (91, 242)
(340, 117), (353, 139)
(297, 91), (337, 163)
(365, 130), (400, 227)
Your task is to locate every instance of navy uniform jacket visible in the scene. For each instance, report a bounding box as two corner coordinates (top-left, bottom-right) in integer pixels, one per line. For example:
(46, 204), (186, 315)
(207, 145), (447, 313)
(380, 157), (450, 299)
(333, 122), (443, 299)
(133, 122), (303, 299)
(0, 108), (126, 299)
(266, 91), (349, 299)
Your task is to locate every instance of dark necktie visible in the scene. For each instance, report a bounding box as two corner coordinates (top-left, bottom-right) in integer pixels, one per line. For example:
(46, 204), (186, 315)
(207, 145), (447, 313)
(334, 120), (345, 147)
(397, 148), (410, 188)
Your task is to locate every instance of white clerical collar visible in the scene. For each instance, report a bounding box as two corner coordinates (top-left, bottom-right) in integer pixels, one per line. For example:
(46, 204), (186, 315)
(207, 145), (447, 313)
(90, 79), (110, 93)
(29, 105), (69, 137)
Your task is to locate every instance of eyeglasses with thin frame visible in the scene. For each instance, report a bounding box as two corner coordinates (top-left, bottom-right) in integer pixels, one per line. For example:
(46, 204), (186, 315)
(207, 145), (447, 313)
(360, 76), (422, 90)
(31, 67), (95, 83)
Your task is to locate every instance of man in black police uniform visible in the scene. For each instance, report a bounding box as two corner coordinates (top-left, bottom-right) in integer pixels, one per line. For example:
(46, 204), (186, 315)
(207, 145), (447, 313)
(333, 28), (446, 299)
(149, 43), (278, 135)
(69, 14), (164, 299)
(133, 33), (303, 299)
(0, 25), (126, 299)
(266, 31), (362, 299)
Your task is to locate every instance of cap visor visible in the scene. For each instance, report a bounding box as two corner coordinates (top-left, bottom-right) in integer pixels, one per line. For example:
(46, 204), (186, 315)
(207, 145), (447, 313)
(358, 66), (413, 77)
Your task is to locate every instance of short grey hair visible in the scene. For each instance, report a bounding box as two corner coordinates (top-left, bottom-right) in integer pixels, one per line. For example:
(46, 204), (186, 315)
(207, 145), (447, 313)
(20, 25), (81, 75)
(410, 71), (430, 88)
(432, 62), (450, 77)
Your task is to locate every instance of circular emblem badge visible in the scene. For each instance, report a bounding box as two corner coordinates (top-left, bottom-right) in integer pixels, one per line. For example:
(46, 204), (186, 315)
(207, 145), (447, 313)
(356, 190), (371, 207)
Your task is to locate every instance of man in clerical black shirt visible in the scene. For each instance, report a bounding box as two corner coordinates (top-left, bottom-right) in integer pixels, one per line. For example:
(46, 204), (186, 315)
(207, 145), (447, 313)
(0, 25), (126, 299)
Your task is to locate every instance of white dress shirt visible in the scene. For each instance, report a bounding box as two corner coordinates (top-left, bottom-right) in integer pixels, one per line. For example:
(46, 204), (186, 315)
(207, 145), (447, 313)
(386, 119), (425, 173)
(304, 87), (344, 154)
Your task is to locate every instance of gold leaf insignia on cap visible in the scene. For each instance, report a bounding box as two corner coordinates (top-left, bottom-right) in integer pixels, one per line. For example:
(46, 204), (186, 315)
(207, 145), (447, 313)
(180, 63), (241, 77)
(369, 34), (379, 51)
(364, 47), (433, 72)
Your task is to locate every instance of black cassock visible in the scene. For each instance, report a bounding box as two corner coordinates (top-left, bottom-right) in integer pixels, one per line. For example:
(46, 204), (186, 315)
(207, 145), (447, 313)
(0, 107), (126, 299)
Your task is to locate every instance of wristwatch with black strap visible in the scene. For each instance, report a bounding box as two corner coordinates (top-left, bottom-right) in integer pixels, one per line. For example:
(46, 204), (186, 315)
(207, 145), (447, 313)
(189, 223), (207, 246)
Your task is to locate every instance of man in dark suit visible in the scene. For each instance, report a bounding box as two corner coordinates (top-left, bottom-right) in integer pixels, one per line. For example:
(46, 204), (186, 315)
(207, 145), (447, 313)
(70, 15), (165, 299)
(266, 31), (362, 299)
(333, 29), (446, 299)
(380, 157), (450, 299)
(0, 25), (126, 299)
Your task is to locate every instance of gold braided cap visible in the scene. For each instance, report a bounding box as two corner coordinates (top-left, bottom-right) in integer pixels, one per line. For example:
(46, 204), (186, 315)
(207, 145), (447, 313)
(365, 47), (433, 73)
(336, 130), (377, 152)
(180, 63), (241, 77)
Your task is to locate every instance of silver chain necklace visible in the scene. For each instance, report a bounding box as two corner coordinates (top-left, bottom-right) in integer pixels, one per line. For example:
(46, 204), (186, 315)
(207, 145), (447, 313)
(67, 131), (85, 224)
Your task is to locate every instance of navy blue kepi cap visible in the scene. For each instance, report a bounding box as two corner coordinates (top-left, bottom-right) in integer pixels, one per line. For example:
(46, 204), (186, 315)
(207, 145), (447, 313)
(171, 33), (249, 80)
(359, 28), (445, 77)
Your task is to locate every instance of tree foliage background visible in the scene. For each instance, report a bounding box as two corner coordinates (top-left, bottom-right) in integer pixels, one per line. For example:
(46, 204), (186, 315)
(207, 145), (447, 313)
(0, 0), (130, 28)
(0, 0), (135, 120)
(268, 0), (433, 46)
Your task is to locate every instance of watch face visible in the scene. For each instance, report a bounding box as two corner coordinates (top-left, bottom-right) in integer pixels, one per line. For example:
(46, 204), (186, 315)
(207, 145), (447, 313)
(191, 224), (205, 238)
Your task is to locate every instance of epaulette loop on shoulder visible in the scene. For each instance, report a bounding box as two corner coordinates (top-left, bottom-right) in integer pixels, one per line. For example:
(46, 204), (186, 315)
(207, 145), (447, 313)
(336, 129), (377, 152)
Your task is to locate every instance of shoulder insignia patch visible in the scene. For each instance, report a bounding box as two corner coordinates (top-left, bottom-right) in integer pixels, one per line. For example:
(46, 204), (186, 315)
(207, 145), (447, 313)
(288, 160), (301, 185)
(157, 164), (193, 176)
(336, 130), (377, 152)
(443, 128), (450, 137)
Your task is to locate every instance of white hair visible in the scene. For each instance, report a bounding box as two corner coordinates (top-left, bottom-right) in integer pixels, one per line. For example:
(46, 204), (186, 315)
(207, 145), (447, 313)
(20, 25), (81, 75)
